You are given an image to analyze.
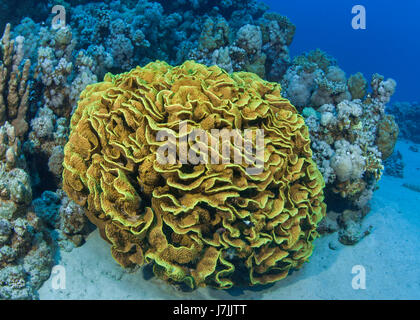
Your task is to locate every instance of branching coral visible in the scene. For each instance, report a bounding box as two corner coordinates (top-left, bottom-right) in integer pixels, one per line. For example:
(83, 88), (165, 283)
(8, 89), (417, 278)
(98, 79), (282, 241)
(0, 23), (31, 137)
(0, 121), (25, 170)
(62, 60), (326, 289)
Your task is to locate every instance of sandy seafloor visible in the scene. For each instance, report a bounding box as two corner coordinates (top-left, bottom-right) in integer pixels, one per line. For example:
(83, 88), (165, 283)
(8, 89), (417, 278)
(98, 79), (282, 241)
(39, 140), (420, 300)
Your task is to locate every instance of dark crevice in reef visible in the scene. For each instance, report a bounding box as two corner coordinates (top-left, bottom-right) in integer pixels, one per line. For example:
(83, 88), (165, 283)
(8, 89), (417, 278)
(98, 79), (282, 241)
(26, 152), (58, 198)
(323, 187), (349, 213)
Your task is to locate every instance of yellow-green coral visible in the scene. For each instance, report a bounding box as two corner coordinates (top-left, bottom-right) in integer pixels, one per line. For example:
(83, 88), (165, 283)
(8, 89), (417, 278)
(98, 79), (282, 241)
(62, 60), (326, 289)
(348, 72), (368, 100)
(376, 114), (399, 160)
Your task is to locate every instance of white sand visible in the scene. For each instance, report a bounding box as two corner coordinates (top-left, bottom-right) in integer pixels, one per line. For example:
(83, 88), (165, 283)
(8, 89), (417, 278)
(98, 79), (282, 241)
(39, 140), (420, 300)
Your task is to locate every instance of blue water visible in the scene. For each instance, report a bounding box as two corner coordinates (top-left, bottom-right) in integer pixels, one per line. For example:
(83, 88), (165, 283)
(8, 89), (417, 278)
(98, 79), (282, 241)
(264, 0), (420, 102)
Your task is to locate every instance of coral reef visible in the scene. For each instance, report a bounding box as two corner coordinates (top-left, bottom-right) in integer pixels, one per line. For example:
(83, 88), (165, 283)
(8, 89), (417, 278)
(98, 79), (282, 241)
(0, 0), (297, 198)
(0, 0), (49, 33)
(0, 123), (89, 299)
(0, 0), (407, 297)
(24, 106), (68, 193)
(303, 91), (395, 211)
(387, 102), (420, 143)
(281, 49), (351, 110)
(32, 189), (92, 251)
(283, 51), (399, 244)
(0, 20), (93, 296)
(56, 0), (293, 81)
(0, 23), (31, 137)
(63, 60), (326, 289)
(383, 150), (404, 178)
(190, 13), (295, 80)
(0, 122), (53, 300)
(0, 0), (301, 298)
(288, 51), (398, 210)
(34, 24), (98, 118)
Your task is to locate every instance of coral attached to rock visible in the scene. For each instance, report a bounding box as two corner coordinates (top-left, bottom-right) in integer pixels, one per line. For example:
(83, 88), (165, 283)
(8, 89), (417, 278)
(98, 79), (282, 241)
(285, 52), (400, 244)
(299, 69), (398, 214)
(63, 60), (326, 289)
(0, 122), (53, 299)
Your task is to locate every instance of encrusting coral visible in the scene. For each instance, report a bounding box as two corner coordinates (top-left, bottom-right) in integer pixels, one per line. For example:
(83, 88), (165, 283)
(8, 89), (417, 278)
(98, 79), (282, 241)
(62, 60), (326, 289)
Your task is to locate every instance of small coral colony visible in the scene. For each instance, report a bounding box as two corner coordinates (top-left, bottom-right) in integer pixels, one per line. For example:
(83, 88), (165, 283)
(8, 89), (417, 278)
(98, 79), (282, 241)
(0, 0), (407, 298)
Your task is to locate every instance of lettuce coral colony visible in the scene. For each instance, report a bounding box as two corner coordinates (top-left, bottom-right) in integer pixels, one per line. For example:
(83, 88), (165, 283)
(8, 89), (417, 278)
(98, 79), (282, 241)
(62, 60), (326, 289)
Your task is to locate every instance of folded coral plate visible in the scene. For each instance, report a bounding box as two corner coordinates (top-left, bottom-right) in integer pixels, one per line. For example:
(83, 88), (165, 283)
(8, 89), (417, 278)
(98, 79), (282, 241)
(62, 60), (326, 289)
